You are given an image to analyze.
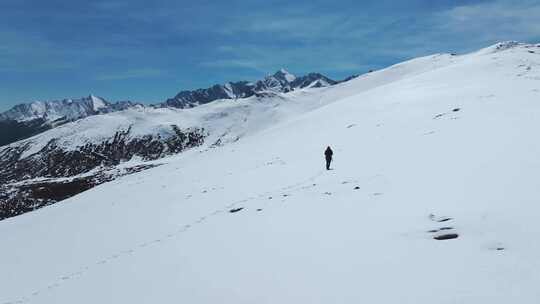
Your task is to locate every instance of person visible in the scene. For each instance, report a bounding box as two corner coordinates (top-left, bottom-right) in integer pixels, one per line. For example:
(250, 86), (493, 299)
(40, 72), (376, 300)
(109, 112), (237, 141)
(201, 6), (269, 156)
(324, 146), (333, 170)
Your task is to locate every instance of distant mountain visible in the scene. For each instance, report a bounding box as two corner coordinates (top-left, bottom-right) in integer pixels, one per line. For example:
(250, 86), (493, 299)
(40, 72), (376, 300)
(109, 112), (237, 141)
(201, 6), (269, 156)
(0, 95), (138, 123)
(161, 69), (342, 109)
(0, 70), (355, 146)
(0, 96), (141, 146)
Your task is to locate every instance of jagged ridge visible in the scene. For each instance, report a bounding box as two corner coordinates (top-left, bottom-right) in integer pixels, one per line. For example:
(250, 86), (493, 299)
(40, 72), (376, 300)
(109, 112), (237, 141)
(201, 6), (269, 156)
(161, 69), (341, 109)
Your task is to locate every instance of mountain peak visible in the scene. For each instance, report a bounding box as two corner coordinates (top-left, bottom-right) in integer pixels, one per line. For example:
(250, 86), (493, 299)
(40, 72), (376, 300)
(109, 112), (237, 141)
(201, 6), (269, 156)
(162, 69), (341, 109)
(88, 94), (108, 111)
(0, 95), (136, 124)
(273, 69), (296, 82)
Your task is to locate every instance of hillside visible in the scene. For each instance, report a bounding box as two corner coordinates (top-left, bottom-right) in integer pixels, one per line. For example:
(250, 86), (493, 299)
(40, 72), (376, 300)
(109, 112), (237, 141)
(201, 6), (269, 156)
(0, 65), (414, 220)
(1, 42), (540, 303)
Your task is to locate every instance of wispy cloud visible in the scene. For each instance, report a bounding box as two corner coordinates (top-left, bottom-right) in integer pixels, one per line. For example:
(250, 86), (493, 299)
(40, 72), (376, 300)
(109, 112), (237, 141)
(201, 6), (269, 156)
(96, 68), (165, 81)
(435, 0), (540, 44)
(200, 59), (266, 72)
(3, 0), (540, 109)
(0, 30), (81, 72)
(217, 9), (382, 43)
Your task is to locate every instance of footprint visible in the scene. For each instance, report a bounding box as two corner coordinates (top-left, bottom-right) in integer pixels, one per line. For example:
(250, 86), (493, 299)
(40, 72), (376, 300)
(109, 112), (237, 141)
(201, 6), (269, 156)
(427, 227), (454, 233)
(434, 113), (445, 119)
(70, 271), (83, 278)
(433, 108), (461, 119)
(433, 233), (459, 240)
(487, 241), (506, 252)
(429, 214), (453, 222)
(229, 207), (244, 213)
(47, 283), (60, 289)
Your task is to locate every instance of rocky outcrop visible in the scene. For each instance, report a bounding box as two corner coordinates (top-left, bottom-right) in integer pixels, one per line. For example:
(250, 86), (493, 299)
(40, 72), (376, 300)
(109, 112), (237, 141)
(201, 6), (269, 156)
(0, 125), (206, 220)
(0, 118), (53, 146)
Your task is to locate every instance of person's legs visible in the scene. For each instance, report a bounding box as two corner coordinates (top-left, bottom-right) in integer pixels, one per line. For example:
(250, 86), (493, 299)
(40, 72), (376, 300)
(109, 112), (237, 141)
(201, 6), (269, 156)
(326, 158), (331, 170)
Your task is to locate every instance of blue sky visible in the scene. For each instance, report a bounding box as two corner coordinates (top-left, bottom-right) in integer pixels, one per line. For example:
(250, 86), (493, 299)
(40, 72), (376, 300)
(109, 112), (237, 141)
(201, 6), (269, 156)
(1, 0), (540, 110)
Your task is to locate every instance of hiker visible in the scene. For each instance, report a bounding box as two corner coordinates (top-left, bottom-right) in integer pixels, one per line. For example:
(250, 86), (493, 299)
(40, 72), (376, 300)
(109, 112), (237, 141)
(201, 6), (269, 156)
(324, 146), (333, 170)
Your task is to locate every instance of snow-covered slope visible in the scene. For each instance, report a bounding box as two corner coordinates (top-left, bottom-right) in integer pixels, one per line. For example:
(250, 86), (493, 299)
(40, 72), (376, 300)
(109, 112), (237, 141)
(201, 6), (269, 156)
(0, 67), (376, 220)
(2, 41), (540, 303)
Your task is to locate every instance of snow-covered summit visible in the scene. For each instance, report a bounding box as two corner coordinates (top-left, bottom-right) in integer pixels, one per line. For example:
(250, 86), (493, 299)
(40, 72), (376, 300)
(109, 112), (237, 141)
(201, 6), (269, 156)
(0, 95), (138, 123)
(162, 69), (343, 109)
(89, 94), (107, 111)
(273, 68), (297, 82)
(0, 96), (143, 146)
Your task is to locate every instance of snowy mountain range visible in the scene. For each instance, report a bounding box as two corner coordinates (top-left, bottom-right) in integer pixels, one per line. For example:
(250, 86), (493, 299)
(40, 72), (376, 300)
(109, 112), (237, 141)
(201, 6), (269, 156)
(0, 95), (137, 122)
(162, 69), (340, 108)
(0, 70), (343, 146)
(2, 41), (540, 303)
(0, 96), (140, 146)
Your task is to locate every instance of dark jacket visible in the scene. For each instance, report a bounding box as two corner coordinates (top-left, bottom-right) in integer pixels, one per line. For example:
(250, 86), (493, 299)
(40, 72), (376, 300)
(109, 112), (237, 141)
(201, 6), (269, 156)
(325, 147), (333, 160)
